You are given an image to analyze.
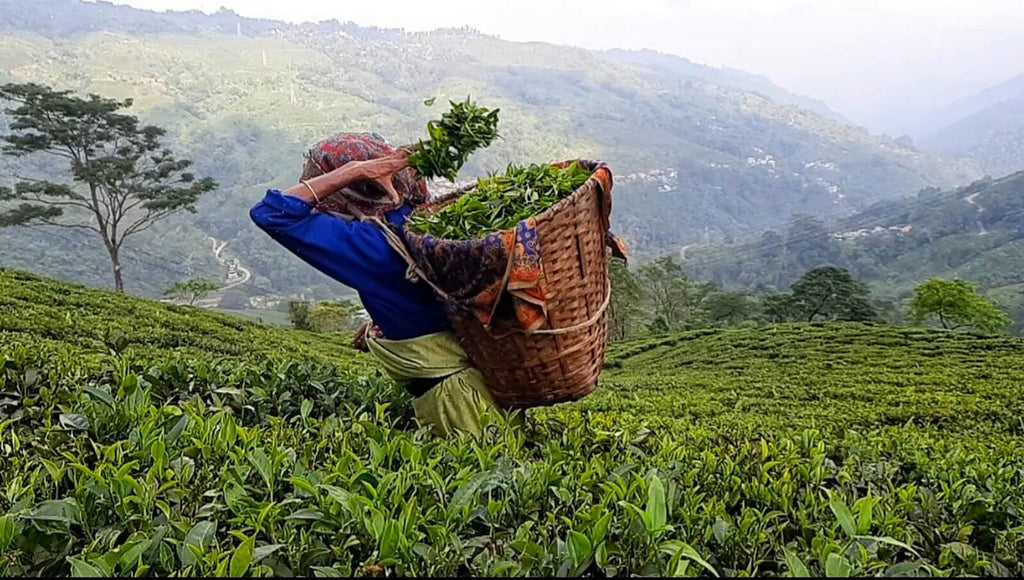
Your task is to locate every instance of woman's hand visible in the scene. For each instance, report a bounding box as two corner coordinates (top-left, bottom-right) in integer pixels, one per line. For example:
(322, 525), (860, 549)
(352, 321), (371, 352)
(346, 150), (411, 204)
(350, 150), (411, 180)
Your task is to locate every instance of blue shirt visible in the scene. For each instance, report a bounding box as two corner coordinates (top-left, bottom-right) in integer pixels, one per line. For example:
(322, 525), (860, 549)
(249, 190), (450, 340)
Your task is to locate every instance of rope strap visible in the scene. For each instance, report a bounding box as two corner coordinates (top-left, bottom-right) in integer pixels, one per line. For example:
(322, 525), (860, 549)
(363, 216), (610, 336)
(526, 283), (610, 336)
(362, 216), (451, 300)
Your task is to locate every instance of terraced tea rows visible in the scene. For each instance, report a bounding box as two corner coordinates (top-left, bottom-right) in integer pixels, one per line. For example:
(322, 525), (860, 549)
(584, 324), (1024, 437)
(1, 270), (1022, 576)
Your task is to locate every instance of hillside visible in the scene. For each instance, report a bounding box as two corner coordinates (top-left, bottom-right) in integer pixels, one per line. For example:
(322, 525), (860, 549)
(2, 270), (1023, 576)
(604, 49), (849, 124)
(923, 73), (1024, 176)
(0, 0), (979, 300)
(685, 170), (1024, 325)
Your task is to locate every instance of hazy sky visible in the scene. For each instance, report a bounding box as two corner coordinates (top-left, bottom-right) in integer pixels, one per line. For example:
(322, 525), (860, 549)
(112, 0), (1024, 134)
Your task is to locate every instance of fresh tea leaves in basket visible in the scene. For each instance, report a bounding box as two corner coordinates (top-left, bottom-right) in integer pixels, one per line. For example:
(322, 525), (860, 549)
(407, 96), (500, 182)
(407, 162), (592, 240)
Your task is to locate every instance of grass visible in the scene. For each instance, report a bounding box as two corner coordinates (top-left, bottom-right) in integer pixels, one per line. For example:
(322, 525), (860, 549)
(1, 269), (1023, 576)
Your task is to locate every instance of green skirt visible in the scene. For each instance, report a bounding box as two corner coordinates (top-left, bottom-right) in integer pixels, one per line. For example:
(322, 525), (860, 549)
(367, 330), (512, 437)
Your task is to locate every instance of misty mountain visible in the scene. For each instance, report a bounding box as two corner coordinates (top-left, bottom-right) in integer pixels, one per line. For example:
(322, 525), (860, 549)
(0, 0), (979, 301)
(604, 49), (849, 124)
(928, 73), (1024, 131)
(923, 73), (1024, 177)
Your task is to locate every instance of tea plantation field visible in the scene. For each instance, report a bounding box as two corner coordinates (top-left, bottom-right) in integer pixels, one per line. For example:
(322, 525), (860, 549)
(1, 268), (1023, 577)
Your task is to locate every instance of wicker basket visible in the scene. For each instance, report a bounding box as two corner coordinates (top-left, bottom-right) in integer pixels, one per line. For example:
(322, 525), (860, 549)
(403, 162), (613, 409)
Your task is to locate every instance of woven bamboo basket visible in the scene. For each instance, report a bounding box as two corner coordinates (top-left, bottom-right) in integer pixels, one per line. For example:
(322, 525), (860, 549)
(402, 162), (613, 409)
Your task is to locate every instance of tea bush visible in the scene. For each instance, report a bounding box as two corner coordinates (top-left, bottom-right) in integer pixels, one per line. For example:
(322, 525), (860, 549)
(1, 270), (1023, 576)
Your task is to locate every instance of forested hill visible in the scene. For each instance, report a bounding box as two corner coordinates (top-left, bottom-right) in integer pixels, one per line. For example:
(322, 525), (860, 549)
(685, 170), (1024, 321)
(0, 0), (979, 300)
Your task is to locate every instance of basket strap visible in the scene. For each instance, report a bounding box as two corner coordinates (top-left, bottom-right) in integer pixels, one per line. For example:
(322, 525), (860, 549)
(361, 216), (451, 300)
(489, 282), (611, 338)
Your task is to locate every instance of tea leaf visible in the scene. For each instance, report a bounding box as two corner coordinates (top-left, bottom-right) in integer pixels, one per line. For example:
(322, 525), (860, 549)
(783, 549), (810, 577)
(179, 521), (217, 567)
(230, 535), (254, 578)
(591, 512), (612, 546)
(68, 557), (105, 578)
(408, 96), (499, 182)
(0, 515), (14, 551)
(646, 474), (667, 532)
(567, 530), (592, 567)
(252, 544), (285, 564)
(855, 535), (921, 557)
(824, 553), (853, 578)
(828, 493), (858, 539)
(59, 413), (90, 431)
(659, 541), (718, 577)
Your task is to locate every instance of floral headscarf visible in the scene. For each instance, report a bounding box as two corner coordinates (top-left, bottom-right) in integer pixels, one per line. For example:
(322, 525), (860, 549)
(301, 132), (428, 217)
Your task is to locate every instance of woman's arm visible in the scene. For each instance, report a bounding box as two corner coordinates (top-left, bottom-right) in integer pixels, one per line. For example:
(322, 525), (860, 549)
(285, 150), (411, 206)
(249, 151), (414, 290)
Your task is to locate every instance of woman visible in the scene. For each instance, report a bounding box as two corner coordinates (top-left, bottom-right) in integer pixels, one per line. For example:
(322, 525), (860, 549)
(250, 133), (506, 437)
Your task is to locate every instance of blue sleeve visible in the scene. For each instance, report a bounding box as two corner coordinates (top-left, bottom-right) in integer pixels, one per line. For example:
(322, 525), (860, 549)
(249, 190), (404, 289)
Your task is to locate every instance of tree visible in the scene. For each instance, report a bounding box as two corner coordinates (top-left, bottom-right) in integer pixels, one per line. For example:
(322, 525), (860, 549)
(309, 299), (364, 333)
(761, 292), (796, 323)
(909, 278), (1012, 333)
(702, 290), (755, 327)
(0, 83), (217, 291)
(608, 258), (643, 341)
(786, 215), (840, 277)
(637, 256), (712, 331)
(637, 257), (686, 331)
(288, 301), (312, 330)
(163, 278), (220, 305)
(788, 266), (876, 322)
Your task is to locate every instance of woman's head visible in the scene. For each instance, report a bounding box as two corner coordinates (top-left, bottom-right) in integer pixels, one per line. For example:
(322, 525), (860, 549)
(302, 132), (428, 216)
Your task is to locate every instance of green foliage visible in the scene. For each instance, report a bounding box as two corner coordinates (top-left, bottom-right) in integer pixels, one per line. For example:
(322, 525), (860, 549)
(407, 97), (500, 182)
(701, 290), (757, 327)
(287, 301), (312, 331)
(910, 278), (1013, 333)
(635, 257), (713, 331)
(0, 83), (217, 291)
(163, 279), (221, 306)
(608, 258), (643, 341)
(687, 172), (1024, 330)
(788, 266), (877, 322)
(2, 271), (1024, 576)
(308, 300), (364, 334)
(407, 162), (591, 239)
(0, 269), (371, 369)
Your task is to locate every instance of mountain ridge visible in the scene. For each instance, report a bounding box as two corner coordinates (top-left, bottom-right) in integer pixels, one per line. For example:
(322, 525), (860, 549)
(604, 48), (849, 124)
(920, 72), (1024, 176)
(0, 0), (980, 300)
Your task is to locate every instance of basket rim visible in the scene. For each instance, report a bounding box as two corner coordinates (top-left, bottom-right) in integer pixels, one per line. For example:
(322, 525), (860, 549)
(405, 159), (606, 241)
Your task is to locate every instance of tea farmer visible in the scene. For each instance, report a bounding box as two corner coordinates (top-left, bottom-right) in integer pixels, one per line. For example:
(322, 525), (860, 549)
(250, 133), (508, 438)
